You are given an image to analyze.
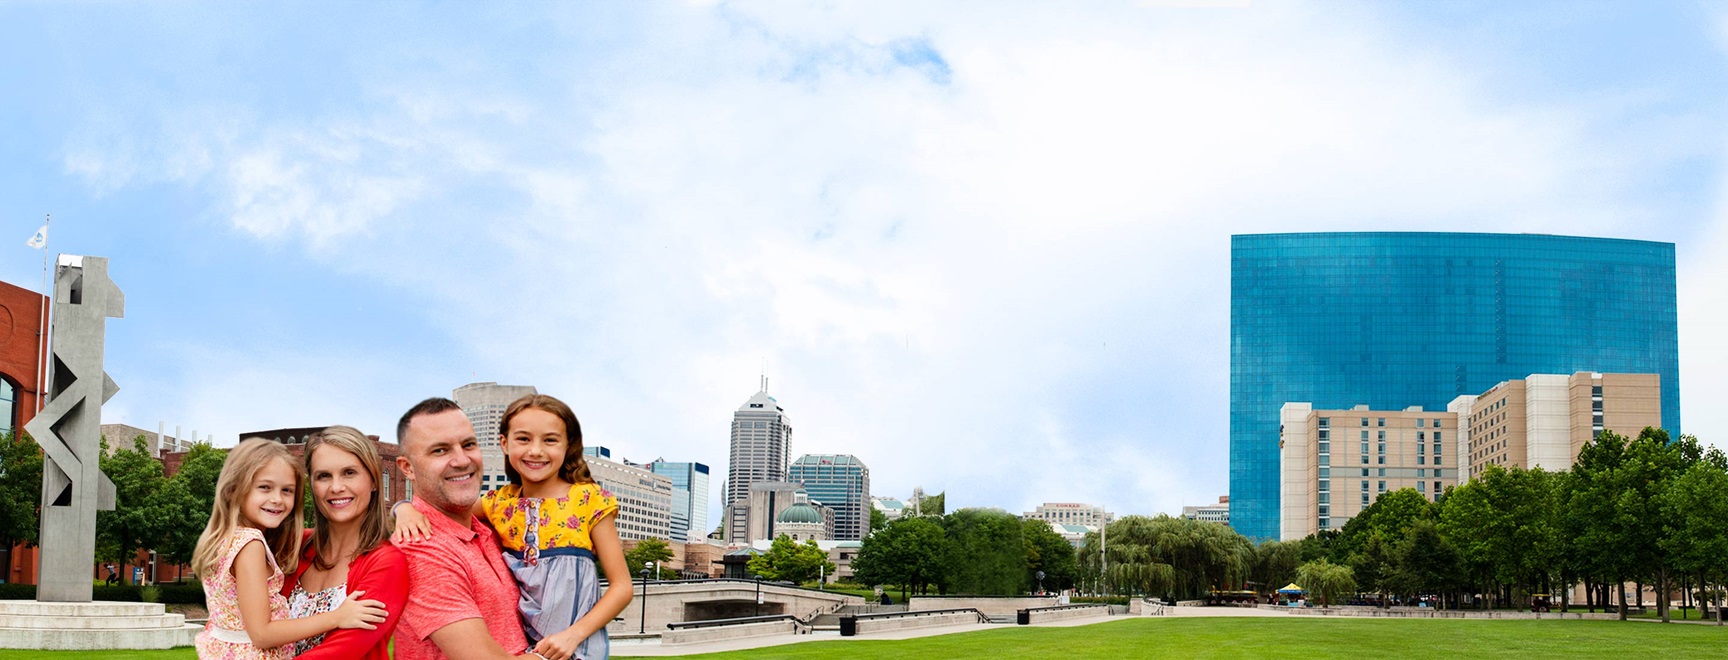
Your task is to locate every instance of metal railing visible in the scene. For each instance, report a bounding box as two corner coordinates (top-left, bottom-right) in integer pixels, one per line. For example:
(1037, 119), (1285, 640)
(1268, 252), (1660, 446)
(665, 614), (806, 631)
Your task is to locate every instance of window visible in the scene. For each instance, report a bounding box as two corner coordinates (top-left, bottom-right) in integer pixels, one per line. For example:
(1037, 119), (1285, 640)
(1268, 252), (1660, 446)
(1361, 493), (1369, 506)
(1416, 419), (1425, 428)
(1418, 481), (1426, 493)
(1318, 493), (1330, 504)
(1378, 431), (1386, 441)
(1378, 481), (1386, 493)
(1417, 431), (1425, 441)
(1377, 418), (1386, 427)
(1319, 418), (1330, 428)
(0, 377), (14, 442)
(1361, 418), (1369, 427)
(1361, 481), (1369, 491)
(1434, 431), (1442, 442)
(1433, 419), (1442, 428)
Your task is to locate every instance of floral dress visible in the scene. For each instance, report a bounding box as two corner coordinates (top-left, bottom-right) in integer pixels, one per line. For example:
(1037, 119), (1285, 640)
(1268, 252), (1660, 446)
(286, 582), (346, 655)
(195, 527), (292, 660)
(482, 482), (619, 660)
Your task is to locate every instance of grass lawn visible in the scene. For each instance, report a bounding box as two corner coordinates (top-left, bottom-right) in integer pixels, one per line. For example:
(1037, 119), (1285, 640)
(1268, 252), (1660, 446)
(618, 617), (1728, 659)
(2, 617), (1725, 659)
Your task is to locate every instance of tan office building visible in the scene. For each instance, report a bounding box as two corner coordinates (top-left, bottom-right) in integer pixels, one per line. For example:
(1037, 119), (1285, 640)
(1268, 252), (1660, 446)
(1280, 404), (1459, 541)
(1452, 372), (1660, 480)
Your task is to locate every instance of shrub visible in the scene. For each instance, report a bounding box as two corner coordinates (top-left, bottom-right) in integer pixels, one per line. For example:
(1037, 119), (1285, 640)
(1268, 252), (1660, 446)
(0, 583), (36, 600)
(156, 583), (206, 606)
(92, 585), (144, 602)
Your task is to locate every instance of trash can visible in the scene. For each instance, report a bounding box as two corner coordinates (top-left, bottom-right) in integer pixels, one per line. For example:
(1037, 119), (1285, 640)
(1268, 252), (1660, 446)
(1016, 609), (1030, 625)
(839, 616), (857, 637)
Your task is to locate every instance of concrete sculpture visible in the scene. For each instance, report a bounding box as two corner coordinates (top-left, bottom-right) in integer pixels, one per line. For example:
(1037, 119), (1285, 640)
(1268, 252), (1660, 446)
(23, 255), (123, 603)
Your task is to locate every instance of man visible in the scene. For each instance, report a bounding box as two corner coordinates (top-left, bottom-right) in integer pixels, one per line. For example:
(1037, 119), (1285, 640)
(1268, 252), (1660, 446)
(392, 397), (535, 660)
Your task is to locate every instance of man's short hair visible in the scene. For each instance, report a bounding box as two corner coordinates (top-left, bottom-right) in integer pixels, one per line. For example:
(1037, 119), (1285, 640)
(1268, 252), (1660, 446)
(397, 397), (463, 447)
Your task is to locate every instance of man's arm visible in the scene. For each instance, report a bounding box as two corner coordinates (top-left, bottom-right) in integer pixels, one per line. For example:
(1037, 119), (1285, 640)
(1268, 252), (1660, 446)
(427, 619), (536, 660)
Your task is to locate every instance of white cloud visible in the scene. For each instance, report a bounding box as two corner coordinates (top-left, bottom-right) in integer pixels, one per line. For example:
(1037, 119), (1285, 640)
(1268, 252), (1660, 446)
(59, 2), (1721, 523)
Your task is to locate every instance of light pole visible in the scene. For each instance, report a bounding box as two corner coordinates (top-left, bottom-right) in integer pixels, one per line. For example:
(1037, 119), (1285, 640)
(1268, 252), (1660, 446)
(639, 568), (651, 634)
(649, 560), (658, 581)
(753, 574), (763, 617)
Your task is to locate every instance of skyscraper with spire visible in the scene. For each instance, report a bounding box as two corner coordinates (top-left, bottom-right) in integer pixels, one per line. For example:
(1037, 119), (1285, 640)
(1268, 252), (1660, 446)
(724, 376), (792, 542)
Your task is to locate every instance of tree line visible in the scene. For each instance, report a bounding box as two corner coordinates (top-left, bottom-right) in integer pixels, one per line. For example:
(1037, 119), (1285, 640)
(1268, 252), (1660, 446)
(0, 432), (225, 584)
(850, 507), (1079, 600)
(1289, 427), (1728, 623)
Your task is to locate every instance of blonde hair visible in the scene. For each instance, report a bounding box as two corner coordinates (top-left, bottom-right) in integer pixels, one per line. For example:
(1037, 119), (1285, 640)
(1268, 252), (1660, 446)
(304, 426), (392, 570)
(191, 439), (305, 578)
(501, 394), (593, 486)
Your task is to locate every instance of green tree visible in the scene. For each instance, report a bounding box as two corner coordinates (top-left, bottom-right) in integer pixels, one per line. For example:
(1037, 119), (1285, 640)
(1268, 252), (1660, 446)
(869, 507), (888, 535)
(1252, 540), (1303, 596)
(1295, 559), (1356, 608)
(0, 431), (43, 558)
(1659, 452), (1728, 625)
(1080, 515), (1253, 601)
(747, 535), (834, 585)
(851, 516), (951, 600)
(156, 442), (226, 571)
(1384, 519), (1461, 607)
(95, 436), (169, 582)
(626, 537), (675, 577)
(943, 508), (1026, 595)
(913, 492), (945, 517)
(1023, 518), (1078, 593)
(1618, 428), (1690, 622)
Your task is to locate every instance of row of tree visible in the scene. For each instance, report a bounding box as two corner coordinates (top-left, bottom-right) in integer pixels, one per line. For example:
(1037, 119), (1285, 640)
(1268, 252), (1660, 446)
(1281, 428), (1727, 623)
(851, 507), (1079, 600)
(0, 432), (226, 583)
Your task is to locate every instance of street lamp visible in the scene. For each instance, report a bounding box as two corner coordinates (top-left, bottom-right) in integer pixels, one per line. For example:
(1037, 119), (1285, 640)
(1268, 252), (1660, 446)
(639, 568), (651, 634)
(753, 574), (763, 617)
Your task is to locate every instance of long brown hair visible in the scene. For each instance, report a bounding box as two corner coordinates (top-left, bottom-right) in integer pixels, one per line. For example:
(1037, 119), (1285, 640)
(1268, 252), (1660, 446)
(192, 439), (305, 578)
(501, 394), (594, 486)
(304, 426), (393, 570)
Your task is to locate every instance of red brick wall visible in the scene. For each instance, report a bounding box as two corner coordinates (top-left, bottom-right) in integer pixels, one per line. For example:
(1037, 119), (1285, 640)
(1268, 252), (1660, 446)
(1, 280), (46, 585)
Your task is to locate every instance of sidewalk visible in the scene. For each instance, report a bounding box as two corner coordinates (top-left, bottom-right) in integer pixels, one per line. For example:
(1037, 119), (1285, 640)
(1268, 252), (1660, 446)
(612, 614), (1132, 656)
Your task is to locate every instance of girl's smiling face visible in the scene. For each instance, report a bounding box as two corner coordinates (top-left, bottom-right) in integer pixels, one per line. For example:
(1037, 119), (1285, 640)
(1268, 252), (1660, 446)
(243, 458), (297, 529)
(506, 408), (568, 485)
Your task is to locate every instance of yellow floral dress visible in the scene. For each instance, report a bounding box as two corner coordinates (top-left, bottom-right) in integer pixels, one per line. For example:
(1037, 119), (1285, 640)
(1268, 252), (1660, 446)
(481, 482), (619, 659)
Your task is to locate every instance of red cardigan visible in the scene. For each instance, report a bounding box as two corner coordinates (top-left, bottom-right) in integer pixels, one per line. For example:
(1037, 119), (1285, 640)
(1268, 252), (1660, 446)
(281, 531), (409, 660)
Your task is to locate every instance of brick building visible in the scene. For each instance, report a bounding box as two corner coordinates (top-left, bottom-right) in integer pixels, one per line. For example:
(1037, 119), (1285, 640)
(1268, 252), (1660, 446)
(0, 279), (47, 585)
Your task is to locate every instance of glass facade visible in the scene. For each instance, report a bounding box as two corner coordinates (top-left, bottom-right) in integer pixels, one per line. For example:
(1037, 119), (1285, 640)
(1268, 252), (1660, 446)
(649, 460), (710, 541)
(787, 454), (871, 540)
(1232, 232), (1679, 541)
(0, 377), (14, 440)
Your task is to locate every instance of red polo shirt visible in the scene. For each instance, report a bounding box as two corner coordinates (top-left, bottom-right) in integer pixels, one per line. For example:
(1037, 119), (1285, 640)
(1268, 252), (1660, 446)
(392, 498), (528, 660)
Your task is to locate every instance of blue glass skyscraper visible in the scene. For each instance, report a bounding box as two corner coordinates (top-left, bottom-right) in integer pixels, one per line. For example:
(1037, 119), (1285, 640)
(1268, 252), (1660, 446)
(1231, 232), (1679, 541)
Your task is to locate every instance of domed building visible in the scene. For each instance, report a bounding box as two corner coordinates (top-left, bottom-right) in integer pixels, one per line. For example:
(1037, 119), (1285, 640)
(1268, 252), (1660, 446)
(773, 492), (831, 542)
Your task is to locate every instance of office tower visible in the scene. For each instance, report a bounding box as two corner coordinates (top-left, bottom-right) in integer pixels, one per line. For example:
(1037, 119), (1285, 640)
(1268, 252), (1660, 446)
(585, 452), (674, 541)
(724, 378), (792, 541)
(788, 454), (870, 540)
(1232, 233), (1678, 540)
(649, 459), (711, 541)
(453, 381), (538, 493)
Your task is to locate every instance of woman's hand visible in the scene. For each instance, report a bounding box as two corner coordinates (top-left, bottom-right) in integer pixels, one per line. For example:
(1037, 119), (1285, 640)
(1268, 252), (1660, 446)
(390, 503), (435, 544)
(532, 629), (586, 660)
(332, 590), (389, 630)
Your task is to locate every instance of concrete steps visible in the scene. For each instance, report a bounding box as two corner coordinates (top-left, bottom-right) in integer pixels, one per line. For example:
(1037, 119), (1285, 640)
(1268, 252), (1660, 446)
(0, 601), (200, 650)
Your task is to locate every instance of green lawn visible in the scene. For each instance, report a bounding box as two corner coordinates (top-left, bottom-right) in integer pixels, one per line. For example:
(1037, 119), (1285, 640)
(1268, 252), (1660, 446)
(618, 617), (1728, 659)
(2, 618), (1725, 659)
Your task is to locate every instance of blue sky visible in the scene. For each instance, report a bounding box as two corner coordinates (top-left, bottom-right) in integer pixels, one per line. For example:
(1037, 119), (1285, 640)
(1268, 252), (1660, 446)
(3, 1), (1724, 528)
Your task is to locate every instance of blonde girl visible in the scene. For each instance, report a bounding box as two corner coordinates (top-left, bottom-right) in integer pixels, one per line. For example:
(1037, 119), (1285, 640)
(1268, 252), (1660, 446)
(396, 394), (632, 660)
(192, 438), (389, 659)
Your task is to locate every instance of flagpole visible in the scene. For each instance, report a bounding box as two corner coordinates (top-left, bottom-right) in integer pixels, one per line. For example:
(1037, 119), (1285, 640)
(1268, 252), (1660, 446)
(36, 213), (49, 415)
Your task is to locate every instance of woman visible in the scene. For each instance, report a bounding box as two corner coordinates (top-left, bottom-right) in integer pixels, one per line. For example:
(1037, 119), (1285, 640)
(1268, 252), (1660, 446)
(280, 426), (408, 660)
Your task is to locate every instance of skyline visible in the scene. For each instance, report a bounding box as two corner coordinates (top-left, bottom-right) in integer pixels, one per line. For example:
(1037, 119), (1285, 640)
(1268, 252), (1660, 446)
(2, 2), (1723, 523)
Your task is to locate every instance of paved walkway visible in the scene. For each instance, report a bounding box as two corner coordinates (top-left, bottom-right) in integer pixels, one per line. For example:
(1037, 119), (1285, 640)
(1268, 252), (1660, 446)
(611, 613), (1150, 656)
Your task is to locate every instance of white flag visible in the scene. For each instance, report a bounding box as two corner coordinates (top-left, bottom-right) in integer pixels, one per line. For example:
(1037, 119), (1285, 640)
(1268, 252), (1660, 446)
(25, 224), (46, 249)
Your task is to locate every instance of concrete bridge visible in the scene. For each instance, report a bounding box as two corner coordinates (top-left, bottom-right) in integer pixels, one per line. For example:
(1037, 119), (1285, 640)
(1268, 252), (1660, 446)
(605, 579), (865, 635)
